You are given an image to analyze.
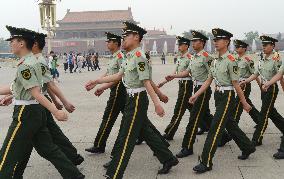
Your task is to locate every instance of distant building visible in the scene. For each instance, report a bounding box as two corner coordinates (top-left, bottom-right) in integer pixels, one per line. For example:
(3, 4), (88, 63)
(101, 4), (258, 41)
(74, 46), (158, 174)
(50, 8), (177, 54)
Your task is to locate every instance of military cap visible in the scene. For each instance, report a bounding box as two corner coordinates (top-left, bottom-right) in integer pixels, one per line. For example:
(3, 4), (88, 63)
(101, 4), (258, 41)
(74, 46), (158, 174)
(33, 31), (47, 43)
(191, 30), (209, 41)
(176, 36), (191, 46)
(122, 21), (147, 38)
(234, 39), (249, 48)
(105, 32), (122, 42)
(260, 35), (278, 45)
(212, 28), (233, 40)
(6, 26), (34, 41)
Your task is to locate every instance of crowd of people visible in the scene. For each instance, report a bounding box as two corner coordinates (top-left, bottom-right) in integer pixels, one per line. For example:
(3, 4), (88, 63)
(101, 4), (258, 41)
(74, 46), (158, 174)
(61, 52), (101, 73)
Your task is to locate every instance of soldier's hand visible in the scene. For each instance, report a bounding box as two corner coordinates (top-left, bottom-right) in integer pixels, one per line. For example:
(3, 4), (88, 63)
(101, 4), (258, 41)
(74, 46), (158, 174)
(54, 100), (63, 110)
(157, 82), (164, 88)
(0, 95), (13, 106)
(64, 102), (75, 113)
(165, 75), (174, 81)
(262, 84), (269, 92)
(159, 94), (169, 103)
(155, 104), (165, 117)
(189, 95), (197, 104)
(85, 80), (97, 91)
(243, 102), (252, 113)
(239, 81), (246, 88)
(95, 88), (105, 97)
(54, 110), (68, 121)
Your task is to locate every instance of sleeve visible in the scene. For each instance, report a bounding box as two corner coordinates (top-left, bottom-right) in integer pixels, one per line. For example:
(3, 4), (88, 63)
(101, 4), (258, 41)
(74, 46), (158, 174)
(17, 65), (40, 90)
(228, 61), (239, 81)
(119, 60), (126, 74)
(278, 64), (284, 73)
(203, 56), (212, 72)
(208, 68), (213, 78)
(136, 56), (150, 81)
(42, 65), (53, 84)
(247, 60), (255, 74)
(253, 61), (260, 75)
(275, 59), (282, 71)
(186, 62), (191, 72)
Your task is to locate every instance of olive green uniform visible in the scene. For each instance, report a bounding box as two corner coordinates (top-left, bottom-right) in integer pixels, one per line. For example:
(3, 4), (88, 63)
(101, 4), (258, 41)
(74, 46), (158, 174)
(181, 50), (213, 150)
(234, 54), (259, 123)
(93, 50), (127, 150)
(13, 53), (81, 178)
(106, 47), (174, 179)
(200, 51), (255, 168)
(0, 53), (82, 179)
(252, 53), (284, 149)
(164, 52), (193, 138)
(220, 54), (260, 144)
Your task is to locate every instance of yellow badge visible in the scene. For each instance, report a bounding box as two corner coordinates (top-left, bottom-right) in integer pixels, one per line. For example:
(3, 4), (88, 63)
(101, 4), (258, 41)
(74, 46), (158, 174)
(21, 69), (32, 80)
(41, 66), (46, 75)
(138, 62), (145, 71)
(233, 66), (238, 74)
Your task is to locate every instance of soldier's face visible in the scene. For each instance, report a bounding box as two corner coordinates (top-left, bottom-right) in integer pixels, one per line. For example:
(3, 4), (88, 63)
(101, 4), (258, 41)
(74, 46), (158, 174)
(214, 39), (229, 51)
(178, 44), (188, 52)
(106, 41), (116, 51)
(32, 42), (40, 54)
(192, 40), (204, 51)
(122, 33), (140, 51)
(262, 44), (274, 54)
(236, 47), (246, 54)
(10, 38), (24, 55)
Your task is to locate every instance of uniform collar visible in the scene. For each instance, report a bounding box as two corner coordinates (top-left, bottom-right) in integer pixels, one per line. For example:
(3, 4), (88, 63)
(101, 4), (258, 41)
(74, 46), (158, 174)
(126, 47), (141, 58)
(112, 50), (121, 58)
(218, 50), (230, 60)
(34, 53), (43, 58)
(264, 53), (274, 60)
(181, 51), (189, 58)
(195, 49), (205, 57)
(18, 53), (33, 66)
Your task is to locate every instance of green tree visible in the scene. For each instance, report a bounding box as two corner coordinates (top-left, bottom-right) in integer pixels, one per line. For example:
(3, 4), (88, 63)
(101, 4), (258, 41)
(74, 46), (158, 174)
(244, 31), (259, 44)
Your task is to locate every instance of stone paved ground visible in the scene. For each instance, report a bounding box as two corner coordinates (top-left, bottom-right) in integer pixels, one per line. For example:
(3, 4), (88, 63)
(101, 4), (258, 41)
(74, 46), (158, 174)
(1, 61), (284, 179)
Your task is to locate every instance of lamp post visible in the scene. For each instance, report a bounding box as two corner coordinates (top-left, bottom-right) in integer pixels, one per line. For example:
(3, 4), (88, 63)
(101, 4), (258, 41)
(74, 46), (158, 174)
(38, 0), (59, 53)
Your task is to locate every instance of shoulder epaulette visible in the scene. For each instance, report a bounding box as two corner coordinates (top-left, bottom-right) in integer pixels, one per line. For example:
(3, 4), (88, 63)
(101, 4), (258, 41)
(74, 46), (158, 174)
(202, 51), (209, 57)
(135, 51), (142, 57)
(227, 54), (235, 61)
(117, 52), (123, 59)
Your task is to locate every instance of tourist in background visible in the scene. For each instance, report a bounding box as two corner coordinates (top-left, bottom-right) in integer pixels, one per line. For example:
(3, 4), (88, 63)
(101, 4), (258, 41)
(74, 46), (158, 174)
(93, 52), (100, 70)
(63, 53), (68, 73)
(51, 54), (60, 82)
(161, 52), (166, 64)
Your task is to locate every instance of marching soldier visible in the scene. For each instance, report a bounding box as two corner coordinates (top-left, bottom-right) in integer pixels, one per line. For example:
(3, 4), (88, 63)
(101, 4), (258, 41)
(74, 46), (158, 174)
(262, 61), (284, 159)
(85, 32), (127, 154)
(0, 26), (84, 179)
(241, 35), (284, 158)
(158, 36), (193, 141)
(219, 39), (261, 147)
(9, 31), (84, 178)
(85, 21), (178, 179)
(164, 30), (213, 158)
(189, 28), (255, 173)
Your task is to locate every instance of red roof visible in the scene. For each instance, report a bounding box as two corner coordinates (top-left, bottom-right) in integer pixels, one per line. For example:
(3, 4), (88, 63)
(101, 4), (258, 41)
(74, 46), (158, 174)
(58, 8), (133, 23)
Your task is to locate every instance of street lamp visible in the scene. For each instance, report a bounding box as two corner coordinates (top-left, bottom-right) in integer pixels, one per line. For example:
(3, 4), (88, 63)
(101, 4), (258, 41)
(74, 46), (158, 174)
(38, 0), (60, 53)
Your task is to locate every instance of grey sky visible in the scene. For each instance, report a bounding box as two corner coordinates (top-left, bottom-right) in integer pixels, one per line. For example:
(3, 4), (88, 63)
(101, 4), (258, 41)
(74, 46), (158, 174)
(0, 0), (283, 39)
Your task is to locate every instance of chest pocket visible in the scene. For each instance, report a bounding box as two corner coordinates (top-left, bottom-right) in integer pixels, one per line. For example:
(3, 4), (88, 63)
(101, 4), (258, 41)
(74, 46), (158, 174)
(126, 60), (136, 71)
(238, 62), (247, 69)
(109, 60), (119, 70)
(191, 62), (204, 73)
